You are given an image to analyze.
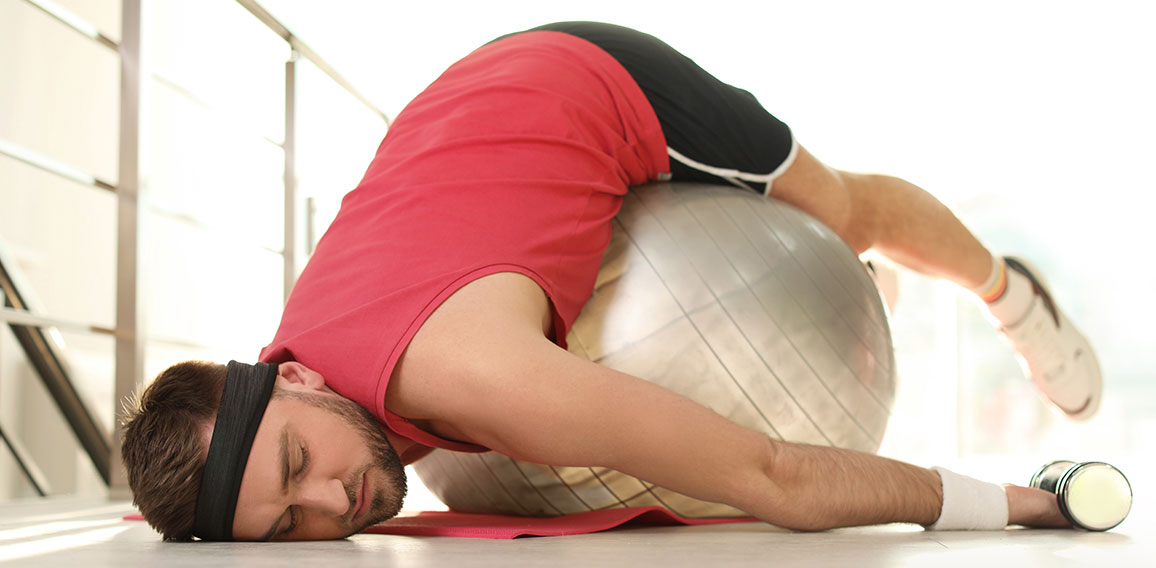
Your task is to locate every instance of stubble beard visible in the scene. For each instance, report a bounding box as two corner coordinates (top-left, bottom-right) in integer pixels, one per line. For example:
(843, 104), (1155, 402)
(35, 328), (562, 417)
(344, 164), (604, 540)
(347, 399), (408, 533)
(275, 390), (409, 535)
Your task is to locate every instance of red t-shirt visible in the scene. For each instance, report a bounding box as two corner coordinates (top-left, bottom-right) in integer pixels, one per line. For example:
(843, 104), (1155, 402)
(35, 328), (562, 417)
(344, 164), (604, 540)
(259, 31), (669, 453)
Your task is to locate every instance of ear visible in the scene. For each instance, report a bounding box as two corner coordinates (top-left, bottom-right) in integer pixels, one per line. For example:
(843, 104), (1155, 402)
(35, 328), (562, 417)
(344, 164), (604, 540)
(275, 361), (329, 392)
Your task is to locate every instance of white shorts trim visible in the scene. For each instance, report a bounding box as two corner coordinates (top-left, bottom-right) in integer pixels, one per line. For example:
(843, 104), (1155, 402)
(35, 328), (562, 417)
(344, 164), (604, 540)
(666, 135), (799, 196)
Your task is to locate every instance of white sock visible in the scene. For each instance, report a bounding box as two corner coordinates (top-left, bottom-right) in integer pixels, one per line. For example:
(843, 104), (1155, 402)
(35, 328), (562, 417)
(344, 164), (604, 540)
(986, 266), (1035, 326)
(970, 255), (1005, 300)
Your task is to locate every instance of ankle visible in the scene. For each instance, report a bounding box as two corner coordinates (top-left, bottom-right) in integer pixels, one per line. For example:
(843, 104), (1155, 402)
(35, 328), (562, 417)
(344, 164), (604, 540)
(972, 255), (1007, 303)
(985, 263), (1035, 325)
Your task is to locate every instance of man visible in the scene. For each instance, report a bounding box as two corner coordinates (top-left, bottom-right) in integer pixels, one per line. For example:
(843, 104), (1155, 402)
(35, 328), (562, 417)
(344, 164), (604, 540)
(122, 22), (1098, 541)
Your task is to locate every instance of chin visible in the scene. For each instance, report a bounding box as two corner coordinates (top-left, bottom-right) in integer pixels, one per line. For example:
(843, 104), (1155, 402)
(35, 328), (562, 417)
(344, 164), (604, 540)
(359, 496), (399, 531)
(347, 476), (402, 535)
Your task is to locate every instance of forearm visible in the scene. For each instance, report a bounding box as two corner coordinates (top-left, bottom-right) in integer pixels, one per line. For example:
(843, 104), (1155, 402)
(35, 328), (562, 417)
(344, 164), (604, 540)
(731, 439), (1070, 531)
(737, 440), (942, 530)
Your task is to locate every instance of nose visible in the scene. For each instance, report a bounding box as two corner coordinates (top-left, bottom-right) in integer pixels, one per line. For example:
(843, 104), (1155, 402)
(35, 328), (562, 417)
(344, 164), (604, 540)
(298, 477), (349, 518)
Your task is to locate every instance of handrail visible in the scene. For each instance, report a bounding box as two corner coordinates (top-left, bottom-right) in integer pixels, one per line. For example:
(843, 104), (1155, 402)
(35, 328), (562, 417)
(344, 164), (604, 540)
(0, 307), (116, 336)
(20, 0), (390, 127)
(21, 0), (119, 51)
(234, 0), (393, 126)
(0, 138), (117, 193)
(0, 298), (248, 354)
(0, 426), (52, 497)
(0, 137), (282, 256)
(151, 71), (284, 147)
(0, 238), (112, 485)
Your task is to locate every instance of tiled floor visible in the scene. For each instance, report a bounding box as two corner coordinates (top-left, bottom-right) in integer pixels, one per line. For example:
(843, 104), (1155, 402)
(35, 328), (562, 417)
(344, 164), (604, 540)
(2, 493), (1151, 567)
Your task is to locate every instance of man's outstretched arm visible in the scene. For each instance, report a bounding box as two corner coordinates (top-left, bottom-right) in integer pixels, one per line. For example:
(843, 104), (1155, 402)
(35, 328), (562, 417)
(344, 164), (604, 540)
(455, 339), (1065, 530)
(492, 342), (943, 530)
(390, 273), (1068, 530)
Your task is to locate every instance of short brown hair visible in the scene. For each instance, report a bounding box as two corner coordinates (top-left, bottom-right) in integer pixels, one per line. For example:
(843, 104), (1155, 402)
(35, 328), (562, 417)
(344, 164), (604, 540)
(121, 360), (226, 541)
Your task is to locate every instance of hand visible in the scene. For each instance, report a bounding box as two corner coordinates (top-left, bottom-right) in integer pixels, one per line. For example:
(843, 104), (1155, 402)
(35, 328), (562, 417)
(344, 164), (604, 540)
(1005, 484), (1072, 528)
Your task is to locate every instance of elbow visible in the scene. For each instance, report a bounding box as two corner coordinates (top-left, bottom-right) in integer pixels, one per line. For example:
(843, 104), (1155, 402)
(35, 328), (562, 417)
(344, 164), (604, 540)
(724, 436), (787, 523)
(731, 436), (836, 532)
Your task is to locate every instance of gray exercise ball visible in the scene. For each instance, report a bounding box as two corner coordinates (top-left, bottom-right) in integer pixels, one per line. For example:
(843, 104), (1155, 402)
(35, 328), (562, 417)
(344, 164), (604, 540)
(413, 182), (896, 518)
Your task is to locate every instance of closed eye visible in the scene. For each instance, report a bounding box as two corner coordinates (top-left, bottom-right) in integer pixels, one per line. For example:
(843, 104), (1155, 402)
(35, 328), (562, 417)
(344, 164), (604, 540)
(285, 506), (300, 536)
(298, 443), (310, 479)
(283, 443), (310, 537)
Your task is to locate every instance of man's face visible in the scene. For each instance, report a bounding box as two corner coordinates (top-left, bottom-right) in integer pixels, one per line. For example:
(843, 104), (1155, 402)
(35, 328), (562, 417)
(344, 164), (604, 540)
(229, 385), (407, 540)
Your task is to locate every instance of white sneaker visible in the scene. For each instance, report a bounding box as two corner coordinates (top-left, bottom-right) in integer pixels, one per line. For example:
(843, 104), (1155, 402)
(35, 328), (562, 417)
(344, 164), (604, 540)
(998, 257), (1102, 421)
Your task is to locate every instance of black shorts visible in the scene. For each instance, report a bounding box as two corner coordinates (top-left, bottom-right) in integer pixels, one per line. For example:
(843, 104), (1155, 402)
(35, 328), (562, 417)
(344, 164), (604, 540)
(501, 22), (798, 194)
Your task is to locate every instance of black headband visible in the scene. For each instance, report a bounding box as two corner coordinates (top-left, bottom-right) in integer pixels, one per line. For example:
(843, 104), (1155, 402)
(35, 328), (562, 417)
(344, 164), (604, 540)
(192, 360), (278, 541)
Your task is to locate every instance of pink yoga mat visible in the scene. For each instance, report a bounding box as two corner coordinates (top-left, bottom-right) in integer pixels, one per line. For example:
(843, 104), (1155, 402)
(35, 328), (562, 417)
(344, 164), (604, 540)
(124, 507), (755, 539)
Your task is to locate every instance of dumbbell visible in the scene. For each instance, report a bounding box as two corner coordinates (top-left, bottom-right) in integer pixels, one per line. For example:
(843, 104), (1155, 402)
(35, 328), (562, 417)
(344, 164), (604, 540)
(1029, 460), (1132, 531)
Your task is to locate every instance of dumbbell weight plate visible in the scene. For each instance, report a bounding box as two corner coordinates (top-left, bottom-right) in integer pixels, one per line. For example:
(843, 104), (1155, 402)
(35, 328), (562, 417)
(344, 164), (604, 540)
(1056, 462), (1132, 532)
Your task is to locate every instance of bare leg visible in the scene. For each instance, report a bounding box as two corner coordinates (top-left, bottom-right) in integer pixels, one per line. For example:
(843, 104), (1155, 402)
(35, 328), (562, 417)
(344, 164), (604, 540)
(770, 144), (1102, 420)
(770, 144), (993, 289)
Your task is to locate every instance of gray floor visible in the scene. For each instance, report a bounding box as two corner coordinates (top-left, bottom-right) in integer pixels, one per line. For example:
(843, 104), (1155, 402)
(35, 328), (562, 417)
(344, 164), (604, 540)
(2, 494), (1152, 567)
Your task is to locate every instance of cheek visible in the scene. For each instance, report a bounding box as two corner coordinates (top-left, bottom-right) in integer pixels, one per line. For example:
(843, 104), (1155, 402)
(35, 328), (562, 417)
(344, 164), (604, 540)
(322, 423), (372, 465)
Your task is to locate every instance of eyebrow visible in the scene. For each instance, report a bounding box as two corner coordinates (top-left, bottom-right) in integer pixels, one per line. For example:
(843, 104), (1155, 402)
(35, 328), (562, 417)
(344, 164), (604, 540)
(260, 428), (291, 542)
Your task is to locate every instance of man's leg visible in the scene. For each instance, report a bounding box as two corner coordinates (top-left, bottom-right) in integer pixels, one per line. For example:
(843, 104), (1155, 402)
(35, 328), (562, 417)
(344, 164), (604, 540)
(770, 144), (993, 288)
(770, 143), (1102, 421)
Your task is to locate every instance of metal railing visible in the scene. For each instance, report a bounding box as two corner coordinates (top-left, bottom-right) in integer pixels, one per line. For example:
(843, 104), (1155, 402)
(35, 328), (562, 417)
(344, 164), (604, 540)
(0, 239), (114, 487)
(2, 0), (392, 496)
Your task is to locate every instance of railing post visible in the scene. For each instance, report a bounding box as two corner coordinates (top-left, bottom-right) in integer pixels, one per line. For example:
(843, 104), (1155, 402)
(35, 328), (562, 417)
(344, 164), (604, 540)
(283, 50), (298, 303)
(110, 0), (145, 500)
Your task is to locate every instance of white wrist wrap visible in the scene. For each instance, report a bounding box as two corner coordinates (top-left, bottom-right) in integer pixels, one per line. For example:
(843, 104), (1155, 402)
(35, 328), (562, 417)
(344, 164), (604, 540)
(925, 467), (1009, 531)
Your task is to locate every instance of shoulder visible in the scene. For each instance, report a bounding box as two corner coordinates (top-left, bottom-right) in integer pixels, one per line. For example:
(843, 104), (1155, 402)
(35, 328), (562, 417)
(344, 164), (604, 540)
(383, 270), (637, 465)
(384, 271), (554, 443)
